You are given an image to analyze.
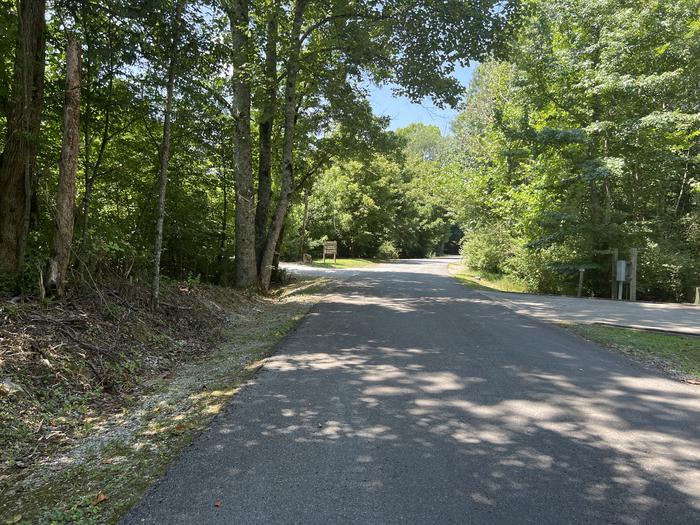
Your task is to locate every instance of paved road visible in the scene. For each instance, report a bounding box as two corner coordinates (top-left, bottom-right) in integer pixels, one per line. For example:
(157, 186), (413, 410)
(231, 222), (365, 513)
(122, 258), (700, 524)
(476, 290), (700, 336)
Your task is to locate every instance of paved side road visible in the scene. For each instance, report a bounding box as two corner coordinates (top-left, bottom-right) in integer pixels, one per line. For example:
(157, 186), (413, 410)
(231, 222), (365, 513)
(122, 258), (700, 524)
(477, 289), (700, 335)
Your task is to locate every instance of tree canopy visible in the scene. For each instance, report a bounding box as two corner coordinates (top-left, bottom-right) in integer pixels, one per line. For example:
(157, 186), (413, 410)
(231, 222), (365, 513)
(0, 0), (515, 295)
(1, 0), (697, 303)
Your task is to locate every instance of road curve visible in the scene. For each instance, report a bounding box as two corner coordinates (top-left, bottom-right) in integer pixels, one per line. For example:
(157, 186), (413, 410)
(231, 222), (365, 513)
(122, 258), (700, 524)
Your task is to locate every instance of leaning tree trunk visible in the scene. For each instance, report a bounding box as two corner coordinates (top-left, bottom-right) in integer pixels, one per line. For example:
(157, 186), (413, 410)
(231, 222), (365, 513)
(152, 0), (185, 309)
(255, 2), (279, 271)
(46, 36), (81, 296)
(0, 0), (46, 291)
(224, 0), (257, 288)
(258, 0), (305, 291)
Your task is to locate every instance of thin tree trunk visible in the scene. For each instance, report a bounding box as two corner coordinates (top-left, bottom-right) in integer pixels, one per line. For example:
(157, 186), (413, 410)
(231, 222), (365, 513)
(0, 0), (46, 290)
(255, 2), (279, 271)
(80, 15), (114, 250)
(46, 36), (81, 296)
(259, 0), (305, 290)
(272, 223), (284, 271)
(218, 165), (229, 284)
(675, 149), (691, 215)
(225, 0), (257, 288)
(151, 0), (184, 309)
(81, 51), (92, 249)
(298, 187), (309, 260)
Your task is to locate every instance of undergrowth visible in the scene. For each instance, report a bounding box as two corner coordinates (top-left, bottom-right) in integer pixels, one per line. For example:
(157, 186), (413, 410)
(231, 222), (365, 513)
(0, 274), (325, 523)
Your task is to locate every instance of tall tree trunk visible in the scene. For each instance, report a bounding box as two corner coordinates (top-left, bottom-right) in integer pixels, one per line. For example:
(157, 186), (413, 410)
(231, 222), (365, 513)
(226, 0), (257, 288)
(151, 0), (184, 309)
(298, 187), (309, 260)
(259, 0), (305, 290)
(81, 43), (92, 250)
(255, 2), (279, 271)
(218, 163), (229, 285)
(0, 0), (46, 290)
(46, 36), (81, 296)
(80, 14), (114, 251)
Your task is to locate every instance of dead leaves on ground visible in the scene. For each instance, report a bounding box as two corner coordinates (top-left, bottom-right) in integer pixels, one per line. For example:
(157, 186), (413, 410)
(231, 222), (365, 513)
(91, 491), (108, 506)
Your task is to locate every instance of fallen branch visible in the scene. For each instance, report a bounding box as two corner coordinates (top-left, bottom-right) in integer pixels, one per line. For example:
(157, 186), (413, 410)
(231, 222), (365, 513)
(160, 301), (193, 310)
(58, 325), (112, 356)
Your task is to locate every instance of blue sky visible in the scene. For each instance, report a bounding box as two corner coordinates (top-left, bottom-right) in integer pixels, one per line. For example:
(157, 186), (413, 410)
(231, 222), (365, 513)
(368, 64), (476, 134)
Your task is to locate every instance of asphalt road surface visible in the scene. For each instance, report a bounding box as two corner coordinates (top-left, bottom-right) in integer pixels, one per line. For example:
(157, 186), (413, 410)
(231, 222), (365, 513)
(122, 258), (700, 524)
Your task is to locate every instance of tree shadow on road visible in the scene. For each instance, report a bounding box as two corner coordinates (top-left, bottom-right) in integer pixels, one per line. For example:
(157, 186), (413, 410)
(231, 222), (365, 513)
(123, 265), (700, 524)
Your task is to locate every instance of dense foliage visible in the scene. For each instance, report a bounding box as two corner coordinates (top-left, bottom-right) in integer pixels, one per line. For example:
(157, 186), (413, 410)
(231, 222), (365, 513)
(448, 0), (700, 301)
(283, 124), (458, 260)
(2, 0), (696, 303)
(0, 0), (514, 295)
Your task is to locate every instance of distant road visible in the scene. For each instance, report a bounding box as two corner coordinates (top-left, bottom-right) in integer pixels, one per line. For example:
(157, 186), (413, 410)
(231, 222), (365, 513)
(123, 258), (700, 524)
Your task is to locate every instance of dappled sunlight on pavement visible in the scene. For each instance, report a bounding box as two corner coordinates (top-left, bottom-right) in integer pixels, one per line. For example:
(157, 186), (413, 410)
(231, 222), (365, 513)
(123, 258), (700, 525)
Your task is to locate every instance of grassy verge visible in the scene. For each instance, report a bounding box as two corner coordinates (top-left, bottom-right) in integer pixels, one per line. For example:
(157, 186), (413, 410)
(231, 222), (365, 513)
(0, 278), (328, 524)
(566, 323), (700, 381)
(448, 262), (526, 293)
(309, 258), (380, 269)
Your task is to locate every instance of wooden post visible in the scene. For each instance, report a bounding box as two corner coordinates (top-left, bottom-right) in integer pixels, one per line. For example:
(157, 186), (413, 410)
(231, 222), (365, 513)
(694, 286), (699, 305)
(322, 240), (337, 263)
(611, 248), (618, 299)
(629, 248), (638, 301)
(577, 268), (585, 297)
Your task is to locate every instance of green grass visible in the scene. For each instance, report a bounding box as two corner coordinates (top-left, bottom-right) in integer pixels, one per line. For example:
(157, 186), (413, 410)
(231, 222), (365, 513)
(310, 258), (380, 269)
(449, 263), (526, 293)
(567, 323), (700, 380)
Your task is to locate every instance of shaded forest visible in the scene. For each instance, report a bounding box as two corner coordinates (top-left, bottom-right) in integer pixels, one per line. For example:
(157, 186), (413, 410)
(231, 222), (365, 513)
(298, 0), (700, 302)
(0, 0), (513, 299)
(449, 0), (700, 301)
(1, 0), (698, 303)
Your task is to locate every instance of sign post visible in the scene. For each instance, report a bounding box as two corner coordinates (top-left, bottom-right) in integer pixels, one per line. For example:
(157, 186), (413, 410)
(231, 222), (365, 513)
(323, 241), (337, 263)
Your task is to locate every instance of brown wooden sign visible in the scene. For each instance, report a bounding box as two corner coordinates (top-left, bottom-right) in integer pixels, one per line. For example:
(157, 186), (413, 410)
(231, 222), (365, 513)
(323, 241), (337, 263)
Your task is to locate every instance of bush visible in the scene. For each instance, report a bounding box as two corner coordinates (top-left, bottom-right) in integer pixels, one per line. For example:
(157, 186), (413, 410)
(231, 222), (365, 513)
(503, 245), (570, 294)
(459, 227), (514, 274)
(377, 241), (400, 260)
(638, 243), (700, 302)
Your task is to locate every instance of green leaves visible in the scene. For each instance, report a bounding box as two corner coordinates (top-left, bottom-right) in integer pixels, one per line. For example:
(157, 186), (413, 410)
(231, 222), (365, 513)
(447, 0), (700, 300)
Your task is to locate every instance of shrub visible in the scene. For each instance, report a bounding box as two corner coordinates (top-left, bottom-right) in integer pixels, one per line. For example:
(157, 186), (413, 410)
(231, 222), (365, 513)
(638, 243), (700, 302)
(459, 227), (514, 274)
(503, 244), (569, 294)
(377, 241), (400, 260)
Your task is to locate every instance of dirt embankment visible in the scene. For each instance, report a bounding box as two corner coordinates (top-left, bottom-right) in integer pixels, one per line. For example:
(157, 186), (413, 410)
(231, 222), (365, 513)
(0, 276), (327, 524)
